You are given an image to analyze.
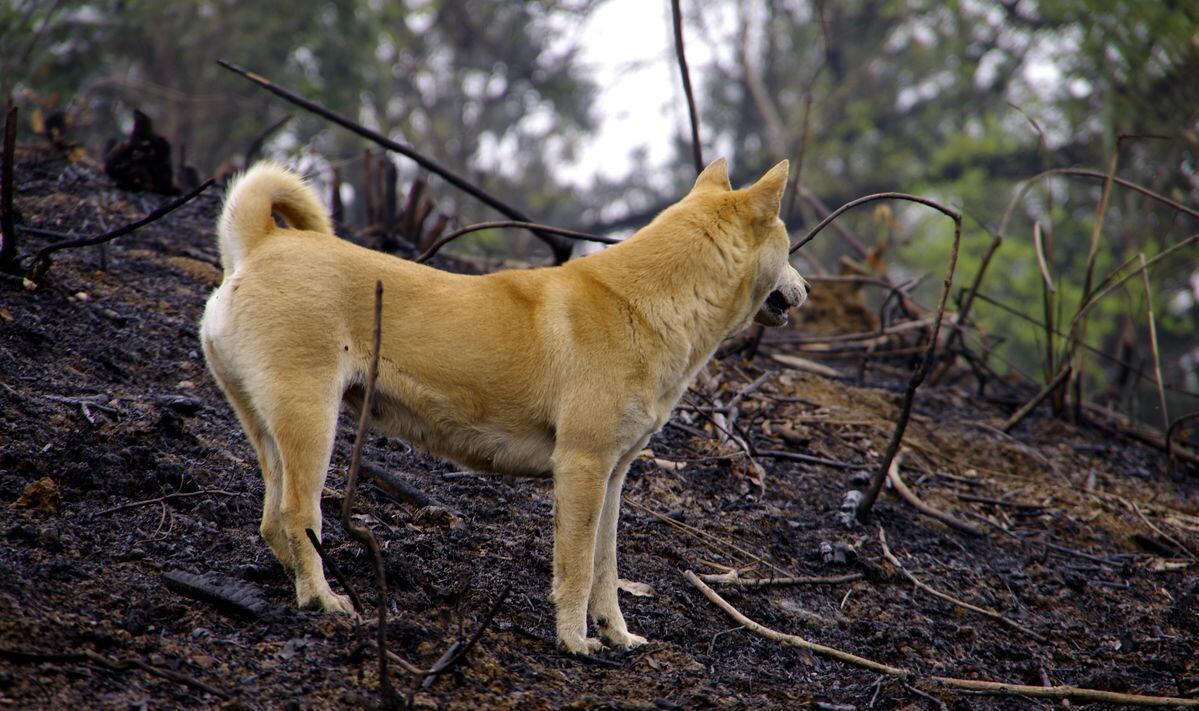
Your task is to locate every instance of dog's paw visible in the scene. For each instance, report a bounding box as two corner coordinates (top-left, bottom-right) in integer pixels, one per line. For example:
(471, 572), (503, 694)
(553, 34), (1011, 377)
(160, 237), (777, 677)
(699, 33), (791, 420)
(559, 635), (605, 656)
(600, 627), (648, 649)
(298, 588), (355, 614)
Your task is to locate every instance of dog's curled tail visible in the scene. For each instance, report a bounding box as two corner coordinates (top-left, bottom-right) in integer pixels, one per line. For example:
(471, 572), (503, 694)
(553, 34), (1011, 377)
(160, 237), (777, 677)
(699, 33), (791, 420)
(217, 161), (332, 274)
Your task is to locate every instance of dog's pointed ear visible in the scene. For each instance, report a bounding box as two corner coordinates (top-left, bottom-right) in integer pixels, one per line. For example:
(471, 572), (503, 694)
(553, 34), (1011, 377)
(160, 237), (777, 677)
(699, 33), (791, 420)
(692, 158), (732, 192)
(745, 160), (789, 217)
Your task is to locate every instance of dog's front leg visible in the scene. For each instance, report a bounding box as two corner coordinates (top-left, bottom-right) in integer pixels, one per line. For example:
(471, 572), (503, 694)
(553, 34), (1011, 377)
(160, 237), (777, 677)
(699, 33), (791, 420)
(589, 436), (650, 649)
(551, 446), (612, 655)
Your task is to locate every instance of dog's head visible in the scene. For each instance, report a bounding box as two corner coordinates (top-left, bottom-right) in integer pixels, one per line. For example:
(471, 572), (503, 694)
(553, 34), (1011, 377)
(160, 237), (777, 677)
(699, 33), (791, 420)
(688, 158), (809, 328)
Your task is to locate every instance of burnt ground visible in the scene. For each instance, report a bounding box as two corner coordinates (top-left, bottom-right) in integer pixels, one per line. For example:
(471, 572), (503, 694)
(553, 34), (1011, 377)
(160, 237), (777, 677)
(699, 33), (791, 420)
(2, 149), (1198, 710)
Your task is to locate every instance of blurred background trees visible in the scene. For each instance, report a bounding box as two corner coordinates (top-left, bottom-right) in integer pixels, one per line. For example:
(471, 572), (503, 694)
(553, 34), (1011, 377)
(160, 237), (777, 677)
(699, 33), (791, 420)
(3, 0), (1197, 422)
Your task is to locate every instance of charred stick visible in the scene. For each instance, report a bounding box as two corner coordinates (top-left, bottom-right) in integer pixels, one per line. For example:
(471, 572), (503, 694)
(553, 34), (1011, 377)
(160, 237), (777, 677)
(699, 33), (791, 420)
(884, 453), (983, 537)
(878, 527), (1045, 642)
(1137, 254), (1169, 433)
(243, 113), (293, 164)
(304, 528), (365, 614)
(340, 280), (394, 707)
(1166, 412), (1199, 477)
(0, 105), (16, 273)
(670, 0), (703, 173)
(698, 572), (862, 587)
(93, 488), (241, 517)
(804, 196), (963, 521)
(0, 647), (229, 699)
(216, 59), (576, 263)
(26, 178), (214, 281)
(415, 220), (615, 264)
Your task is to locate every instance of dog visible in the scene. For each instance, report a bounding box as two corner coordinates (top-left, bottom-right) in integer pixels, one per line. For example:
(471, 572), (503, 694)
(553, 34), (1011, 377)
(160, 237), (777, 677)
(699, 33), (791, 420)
(199, 157), (808, 654)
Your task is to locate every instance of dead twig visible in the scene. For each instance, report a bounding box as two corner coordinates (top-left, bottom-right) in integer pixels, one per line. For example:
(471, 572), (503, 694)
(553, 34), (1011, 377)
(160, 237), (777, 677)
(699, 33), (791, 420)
(670, 0), (703, 173)
(877, 527), (1044, 642)
(414, 220), (614, 264)
(684, 570), (906, 674)
(685, 570), (1199, 705)
(304, 528), (365, 614)
(756, 449), (871, 471)
(629, 499), (800, 581)
(340, 280), (394, 707)
(885, 453), (983, 536)
(789, 194), (962, 522)
(1167, 412), (1199, 477)
(1137, 253), (1169, 434)
(0, 647), (229, 699)
(26, 178), (215, 281)
(0, 105), (17, 273)
(244, 113), (293, 164)
(216, 59), (576, 264)
(93, 488), (241, 517)
(1001, 366), (1072, 432)
(698, 571), (862, 587)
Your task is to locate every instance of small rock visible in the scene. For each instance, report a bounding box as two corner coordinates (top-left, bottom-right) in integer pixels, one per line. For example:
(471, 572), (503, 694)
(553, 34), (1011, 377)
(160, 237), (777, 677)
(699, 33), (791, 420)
(12, 477), (60, 513)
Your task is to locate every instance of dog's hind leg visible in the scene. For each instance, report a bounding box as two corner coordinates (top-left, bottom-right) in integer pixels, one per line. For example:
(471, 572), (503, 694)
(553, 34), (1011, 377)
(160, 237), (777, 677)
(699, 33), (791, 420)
(266, 380), (353, 613)
(550, 443), (617, 655)
(588, 435), (650, 649)
(202, 342), (293, 575)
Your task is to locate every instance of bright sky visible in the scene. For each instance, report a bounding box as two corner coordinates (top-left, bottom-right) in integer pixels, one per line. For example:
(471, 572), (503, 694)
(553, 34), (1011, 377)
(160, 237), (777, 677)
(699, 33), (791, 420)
(559, 0), (732, 189)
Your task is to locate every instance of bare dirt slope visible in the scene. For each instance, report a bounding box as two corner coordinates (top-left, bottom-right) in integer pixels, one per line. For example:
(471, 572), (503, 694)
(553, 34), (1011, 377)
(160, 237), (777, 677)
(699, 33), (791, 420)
(2, 150), (1197, 709)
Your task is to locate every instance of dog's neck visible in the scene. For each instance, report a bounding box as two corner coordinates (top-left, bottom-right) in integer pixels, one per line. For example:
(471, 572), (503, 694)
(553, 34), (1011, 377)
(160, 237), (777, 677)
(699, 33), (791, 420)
(576, 221), (757, 372)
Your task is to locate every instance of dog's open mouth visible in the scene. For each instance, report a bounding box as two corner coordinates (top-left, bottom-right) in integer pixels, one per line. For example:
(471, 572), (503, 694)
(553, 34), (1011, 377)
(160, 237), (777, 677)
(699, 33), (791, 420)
(755, 289), (792, 327)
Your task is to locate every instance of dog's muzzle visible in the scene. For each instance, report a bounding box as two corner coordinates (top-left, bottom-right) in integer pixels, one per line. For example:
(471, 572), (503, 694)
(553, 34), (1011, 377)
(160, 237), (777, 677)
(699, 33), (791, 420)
(754, 274), (809, 327)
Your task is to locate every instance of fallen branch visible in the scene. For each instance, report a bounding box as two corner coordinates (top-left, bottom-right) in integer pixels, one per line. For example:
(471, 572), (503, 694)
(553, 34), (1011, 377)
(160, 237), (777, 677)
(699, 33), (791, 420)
(1167, 412), (1199, 477)
(877, 527), (1044, 642)
(670, 0), (703, 174)
(26, 178), (215, 282)
(757, 449), (871, 471)
(161, 569), (271, 619)
(1138, 253), (1170, 433)
(629, 499), (800, 581)
(684, 570), (906, 674)
(885, 453), (983, 536)
(684, 571), (1197, 706)
(92, 488), (241, 517)
(414, 220), (614, 264)
(216, 59), (576, 264)
(699, 571), (862, 587)
(340, 279), (394, 707)
(0, 646), (229, 699)
(1002, 366), (1072, 433)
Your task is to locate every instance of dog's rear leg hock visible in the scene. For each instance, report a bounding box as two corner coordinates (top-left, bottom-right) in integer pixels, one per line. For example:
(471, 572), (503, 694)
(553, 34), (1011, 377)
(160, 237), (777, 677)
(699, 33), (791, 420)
(551, 447), (610, 655)
(276, 397), (353, 614)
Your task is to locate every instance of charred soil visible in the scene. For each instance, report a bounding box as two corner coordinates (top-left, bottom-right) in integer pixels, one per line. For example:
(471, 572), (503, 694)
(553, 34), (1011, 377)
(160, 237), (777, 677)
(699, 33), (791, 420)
(2, 151), (1198, 709)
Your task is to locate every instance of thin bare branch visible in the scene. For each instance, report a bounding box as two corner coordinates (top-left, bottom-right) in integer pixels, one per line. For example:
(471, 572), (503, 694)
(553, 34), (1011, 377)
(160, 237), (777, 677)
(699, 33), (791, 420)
(796, 194), (963, 522)
(885, 453), (983, 536)
(415, 220), (615, 264)
(216, 59), (575, 263)
(26, 179), (215, 281)
(670, 0), (703, 173)
(878, 528), (1045, 642)
(1137, 253), (1169, 433)
(1002, 366), (1072, 433)
(684, 571), (1199, 706)
(340, 280), (394, 707)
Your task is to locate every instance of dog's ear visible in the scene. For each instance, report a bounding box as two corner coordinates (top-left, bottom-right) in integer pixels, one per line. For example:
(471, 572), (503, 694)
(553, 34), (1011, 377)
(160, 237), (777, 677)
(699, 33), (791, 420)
(692, 158), (732, 192)
(745, 160), (789, 218)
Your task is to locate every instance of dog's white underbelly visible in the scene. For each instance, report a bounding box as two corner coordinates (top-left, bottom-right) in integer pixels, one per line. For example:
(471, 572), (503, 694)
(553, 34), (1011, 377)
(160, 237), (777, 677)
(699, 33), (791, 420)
(348, 379), (556, 478)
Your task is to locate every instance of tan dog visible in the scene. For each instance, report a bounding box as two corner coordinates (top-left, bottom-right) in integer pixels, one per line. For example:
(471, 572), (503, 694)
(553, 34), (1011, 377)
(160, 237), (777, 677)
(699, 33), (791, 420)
(200, 158), (808, 654)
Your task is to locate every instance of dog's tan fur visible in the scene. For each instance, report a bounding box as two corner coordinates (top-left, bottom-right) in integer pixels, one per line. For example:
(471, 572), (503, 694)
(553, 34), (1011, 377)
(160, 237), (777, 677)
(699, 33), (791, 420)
(200, 158), (807, 653)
